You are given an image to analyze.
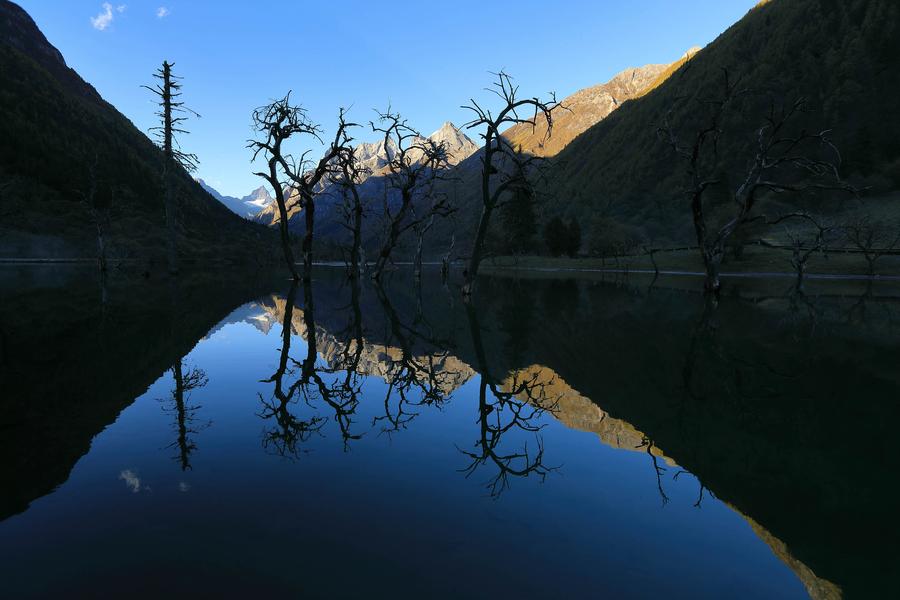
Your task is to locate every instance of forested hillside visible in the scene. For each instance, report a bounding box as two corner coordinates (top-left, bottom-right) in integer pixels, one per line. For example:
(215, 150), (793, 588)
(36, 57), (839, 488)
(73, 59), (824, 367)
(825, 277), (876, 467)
(545, 0), (900, 249)
(0, 0), (272, 261)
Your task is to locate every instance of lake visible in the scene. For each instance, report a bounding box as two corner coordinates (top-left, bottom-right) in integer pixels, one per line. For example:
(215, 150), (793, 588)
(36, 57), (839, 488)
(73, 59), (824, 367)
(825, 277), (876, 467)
(1, 265), (897, 598)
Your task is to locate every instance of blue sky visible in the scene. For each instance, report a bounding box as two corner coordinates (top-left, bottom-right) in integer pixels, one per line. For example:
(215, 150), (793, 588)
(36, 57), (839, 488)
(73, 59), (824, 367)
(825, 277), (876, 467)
(18, 0), (756, 197)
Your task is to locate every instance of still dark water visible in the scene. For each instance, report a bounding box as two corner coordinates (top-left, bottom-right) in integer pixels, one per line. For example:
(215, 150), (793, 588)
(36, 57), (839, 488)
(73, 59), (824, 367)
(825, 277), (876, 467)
(1, 266), (898, 598)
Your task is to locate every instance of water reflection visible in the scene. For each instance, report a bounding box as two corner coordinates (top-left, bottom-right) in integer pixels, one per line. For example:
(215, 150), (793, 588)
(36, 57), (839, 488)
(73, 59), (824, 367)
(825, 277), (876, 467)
(2, 266), (899, 597)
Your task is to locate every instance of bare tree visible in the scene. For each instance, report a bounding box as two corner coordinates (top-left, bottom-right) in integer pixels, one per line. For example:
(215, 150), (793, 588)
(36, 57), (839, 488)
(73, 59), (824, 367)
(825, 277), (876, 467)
(441, 232), (456, 284)
(332, 143), (370, 278)
(843, 215), (900, 277)
(143, 61), (199, 274)
(659, 71), (854, 294)
(781, 214), (836, 291)
(369, 109), (452, 281)
(461, 72), (562, 297)
(249, 95), (354, 280)
(74, 154), (112, 275)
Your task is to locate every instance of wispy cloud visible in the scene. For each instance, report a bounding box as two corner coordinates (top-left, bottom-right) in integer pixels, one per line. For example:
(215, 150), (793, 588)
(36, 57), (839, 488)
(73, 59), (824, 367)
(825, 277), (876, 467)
(156, 6), (170, 18)
(90, 2), (114, 31)
(116, 4), (127, 13)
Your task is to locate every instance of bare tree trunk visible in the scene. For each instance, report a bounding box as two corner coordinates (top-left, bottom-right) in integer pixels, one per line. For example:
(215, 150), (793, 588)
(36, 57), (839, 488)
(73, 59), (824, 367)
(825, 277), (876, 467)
(463, 204), (493, 297)
(163, 165), (178, 274)
(275, 199), (300, 281)
(372, 200), (408, 281)
(441, 234), (455, 284)
(702, 249), (722, 294)
(413, 214), (435, 282)
(302, 196), (315, 282)
(96, 218), (107, 273)
(414, 229), (425, 281)
(349, 192), (363, 279)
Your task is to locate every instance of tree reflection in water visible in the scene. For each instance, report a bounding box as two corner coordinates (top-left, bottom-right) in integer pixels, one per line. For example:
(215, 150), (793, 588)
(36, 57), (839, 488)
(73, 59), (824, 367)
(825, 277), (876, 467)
(459, 303), (560, 498)
(162, 358), (209, 470)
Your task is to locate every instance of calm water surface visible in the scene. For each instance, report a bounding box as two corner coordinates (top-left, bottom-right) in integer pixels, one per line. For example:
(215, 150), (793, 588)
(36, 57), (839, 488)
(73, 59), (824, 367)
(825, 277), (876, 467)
(1, 266), (897, 598)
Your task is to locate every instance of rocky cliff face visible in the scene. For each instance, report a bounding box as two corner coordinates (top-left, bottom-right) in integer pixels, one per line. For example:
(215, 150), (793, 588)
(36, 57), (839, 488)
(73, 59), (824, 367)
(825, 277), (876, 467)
(501, 61), (676, 157)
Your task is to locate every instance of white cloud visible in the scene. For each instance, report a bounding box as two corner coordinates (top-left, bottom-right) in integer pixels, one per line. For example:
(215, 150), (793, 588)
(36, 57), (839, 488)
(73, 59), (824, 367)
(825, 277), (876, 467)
(116, 4), (126, 13)
(90, 2), (114, 31)
(156, 6), (170, 18)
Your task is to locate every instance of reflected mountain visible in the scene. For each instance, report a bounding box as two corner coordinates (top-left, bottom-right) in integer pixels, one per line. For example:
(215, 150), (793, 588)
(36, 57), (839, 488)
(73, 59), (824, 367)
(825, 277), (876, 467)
(0, 267), (281, 519)
(2, 266), (898, 597)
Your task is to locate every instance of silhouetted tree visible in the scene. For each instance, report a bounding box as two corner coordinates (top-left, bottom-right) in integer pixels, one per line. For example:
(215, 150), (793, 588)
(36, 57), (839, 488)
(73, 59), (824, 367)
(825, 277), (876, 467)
(249, 96), (353, 280)
(370, 109), (452, 281)
(843, 215), (900, 276)
(74, 154), (112, 274)
(461, 72), (562, 296)
(781, 213), (836, 291)
(659, 72), (854, 294)
(332, 143), (370, 279)
(143, 61), (199, 274)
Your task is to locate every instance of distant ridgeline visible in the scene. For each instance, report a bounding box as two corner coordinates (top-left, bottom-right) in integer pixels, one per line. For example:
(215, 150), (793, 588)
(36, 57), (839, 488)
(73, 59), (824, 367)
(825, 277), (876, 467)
(273, 0), (900, 260)
(0, 0), (271, 261)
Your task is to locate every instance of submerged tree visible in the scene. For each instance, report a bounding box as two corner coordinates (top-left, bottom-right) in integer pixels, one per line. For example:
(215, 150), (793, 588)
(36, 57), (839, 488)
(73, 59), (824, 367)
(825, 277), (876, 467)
(249, 95), (353, 280)
(658, 72), (854, 294)
(332, 143), (370, 278)
(461, 72), (562, 297)
(143, 61), (199, 274)
(370, 109), (452, 281)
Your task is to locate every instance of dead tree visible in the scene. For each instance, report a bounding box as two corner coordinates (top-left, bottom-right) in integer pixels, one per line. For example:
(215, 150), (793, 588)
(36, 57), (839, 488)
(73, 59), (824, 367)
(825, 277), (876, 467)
(74, 155), (112, 274)
(143, 61), (199, 275)
(659, 72), (853, 294)
(249, 95), (353, 280)
(332, 143), (370, 278)
(843, 215), (900, 277)
(412, 190), (454, 282)
(781, 214), (836, 291)
(441, 233), (456, 283)
(369, 109), (452, 281)
(461, 72), (562, 297)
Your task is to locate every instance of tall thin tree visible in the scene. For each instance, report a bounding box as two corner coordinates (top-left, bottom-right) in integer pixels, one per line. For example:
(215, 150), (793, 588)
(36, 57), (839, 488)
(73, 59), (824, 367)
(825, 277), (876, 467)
(143, 61), (199, 274)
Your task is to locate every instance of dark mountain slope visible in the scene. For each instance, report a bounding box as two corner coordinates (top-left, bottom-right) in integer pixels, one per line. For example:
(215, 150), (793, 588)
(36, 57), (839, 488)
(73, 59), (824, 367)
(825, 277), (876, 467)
(0, 1), (272, 261)
(549, 0), (900, 246)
